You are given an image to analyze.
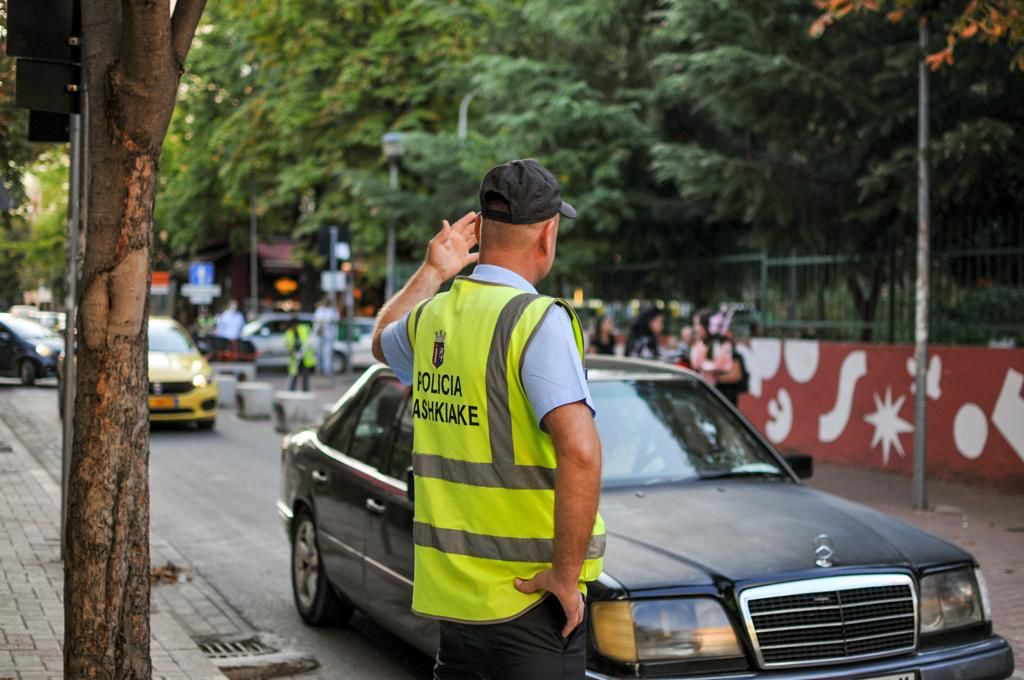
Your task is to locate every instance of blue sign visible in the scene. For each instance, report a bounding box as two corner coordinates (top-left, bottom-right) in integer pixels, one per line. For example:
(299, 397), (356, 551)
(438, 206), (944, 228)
(189, 261), (214, 286)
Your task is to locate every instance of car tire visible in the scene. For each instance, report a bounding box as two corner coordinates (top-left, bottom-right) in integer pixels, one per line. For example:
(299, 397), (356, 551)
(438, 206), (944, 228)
(332, 351), (349, 375)
(196, 418), (216, 431)
(291, 510), (353, 627)
(19, 360), (37, 387)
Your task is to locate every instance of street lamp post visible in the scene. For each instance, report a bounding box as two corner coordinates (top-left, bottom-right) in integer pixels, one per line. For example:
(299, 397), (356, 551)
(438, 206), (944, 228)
(381, 131), (405, 300)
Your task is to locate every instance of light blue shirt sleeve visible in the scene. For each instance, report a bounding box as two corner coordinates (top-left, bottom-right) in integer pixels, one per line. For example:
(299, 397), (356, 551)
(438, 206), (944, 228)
(521, 305), (595, 428)
(380, 315), (414, 385)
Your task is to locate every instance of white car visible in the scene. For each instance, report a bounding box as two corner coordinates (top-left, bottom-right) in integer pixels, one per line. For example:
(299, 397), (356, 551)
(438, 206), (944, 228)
(240, 313), (374, 373)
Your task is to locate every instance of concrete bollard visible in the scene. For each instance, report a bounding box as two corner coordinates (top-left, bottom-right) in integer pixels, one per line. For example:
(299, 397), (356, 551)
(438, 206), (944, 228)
(273, 391), (321, 434)
(209, 362), (256, 382)
(236, 382), (273, 419)
(215, 374), (237, 409)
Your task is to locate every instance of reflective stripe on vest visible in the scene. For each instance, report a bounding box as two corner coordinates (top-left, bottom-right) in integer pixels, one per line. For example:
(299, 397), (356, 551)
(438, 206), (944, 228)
(408, 278), (604, 623)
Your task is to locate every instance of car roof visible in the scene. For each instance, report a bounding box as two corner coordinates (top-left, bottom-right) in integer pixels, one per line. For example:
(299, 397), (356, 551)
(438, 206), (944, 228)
(584, 355), (700, 383)
(252, 312), (313, 320)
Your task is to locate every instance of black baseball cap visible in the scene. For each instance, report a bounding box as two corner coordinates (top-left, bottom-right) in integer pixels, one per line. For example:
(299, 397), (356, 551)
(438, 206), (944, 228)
(478, 159), (577, 224)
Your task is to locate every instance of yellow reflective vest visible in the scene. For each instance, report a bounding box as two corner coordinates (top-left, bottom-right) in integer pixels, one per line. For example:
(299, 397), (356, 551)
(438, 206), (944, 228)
(406, 277), (606, 623)
(285, 324), (316, 373)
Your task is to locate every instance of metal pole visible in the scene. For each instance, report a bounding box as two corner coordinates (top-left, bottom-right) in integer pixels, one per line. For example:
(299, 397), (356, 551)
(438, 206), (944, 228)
(458, 90), (478, 141)
(386, 161), (398, 300)
(328, 225), (338, 381)
(61, 111), (83, 558)
(345, 278), (354, 375)
(249, 192), (258, 318)
(912, 18), (930, 510)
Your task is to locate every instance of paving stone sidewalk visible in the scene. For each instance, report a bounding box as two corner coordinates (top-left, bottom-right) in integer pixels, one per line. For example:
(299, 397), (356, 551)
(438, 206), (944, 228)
(811, 462), (1024, 674)
(0, 405), (225, 679)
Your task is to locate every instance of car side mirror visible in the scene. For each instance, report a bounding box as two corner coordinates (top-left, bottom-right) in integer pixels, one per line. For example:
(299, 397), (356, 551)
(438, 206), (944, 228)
(406, 466), (415, 503)
(785, 454), (814, 480)
(259, 327), (271, 337)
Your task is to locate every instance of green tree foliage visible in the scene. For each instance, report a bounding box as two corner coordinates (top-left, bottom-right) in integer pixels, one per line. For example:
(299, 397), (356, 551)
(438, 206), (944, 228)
(158, 0), (1023, 329)
(158, 0), (491, 273)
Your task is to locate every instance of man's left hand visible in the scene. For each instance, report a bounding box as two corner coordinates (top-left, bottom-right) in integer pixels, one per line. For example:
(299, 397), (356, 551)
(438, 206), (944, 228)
(514, 569), (584, 638)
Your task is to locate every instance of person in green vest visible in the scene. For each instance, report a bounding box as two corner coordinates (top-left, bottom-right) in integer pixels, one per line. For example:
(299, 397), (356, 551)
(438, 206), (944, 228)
(372, 159), (604, 679)
(284, 315), (316, 391)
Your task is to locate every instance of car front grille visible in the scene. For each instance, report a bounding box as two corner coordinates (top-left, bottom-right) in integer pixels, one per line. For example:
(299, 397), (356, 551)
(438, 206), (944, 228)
(150, 381), (193, 395)
(740, 575), (917, 668)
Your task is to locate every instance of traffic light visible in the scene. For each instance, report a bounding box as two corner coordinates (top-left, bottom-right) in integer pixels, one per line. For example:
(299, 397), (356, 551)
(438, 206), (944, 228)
(5, 0), (81, 142)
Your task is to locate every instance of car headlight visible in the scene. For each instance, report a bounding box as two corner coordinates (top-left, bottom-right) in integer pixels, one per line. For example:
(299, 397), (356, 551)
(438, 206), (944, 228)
(919, 568), (988, 634)
(192, 373), (211, 387)
(592, 598), (743, 663)
(35, 344), (53, 357)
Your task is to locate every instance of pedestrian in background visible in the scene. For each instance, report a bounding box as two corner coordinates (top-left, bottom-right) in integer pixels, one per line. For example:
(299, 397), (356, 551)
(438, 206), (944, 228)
(214, 299), (245, 340)
(312, 297), (339, 375)
(691, 307), (745, 406)
(625, 306), (664, 359)
(372, 159), (605, 680)
(588, 313), (617, 355)
(672, 325), (694, 368)
(284, 316), (316, 391)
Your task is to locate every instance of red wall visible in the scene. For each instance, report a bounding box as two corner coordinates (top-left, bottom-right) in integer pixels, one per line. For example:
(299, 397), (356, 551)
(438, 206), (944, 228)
(736, 340), (1024, 487)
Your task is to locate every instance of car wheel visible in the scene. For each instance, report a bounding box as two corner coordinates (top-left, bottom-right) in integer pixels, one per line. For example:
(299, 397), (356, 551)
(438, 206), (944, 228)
(332, 351), (349, 375)
(196, 418), (216, 431)
(19, 360), (37, 387)
(291, 510), (353, 626)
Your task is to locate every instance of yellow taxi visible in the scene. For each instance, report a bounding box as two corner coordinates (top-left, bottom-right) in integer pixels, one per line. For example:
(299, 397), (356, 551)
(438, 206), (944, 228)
(148, 317), (217, 429)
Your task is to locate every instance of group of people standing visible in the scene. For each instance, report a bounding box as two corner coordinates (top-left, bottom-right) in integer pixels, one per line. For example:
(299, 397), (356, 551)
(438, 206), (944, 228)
(588, 305), (747, 405)
(285, 297), (340, 391)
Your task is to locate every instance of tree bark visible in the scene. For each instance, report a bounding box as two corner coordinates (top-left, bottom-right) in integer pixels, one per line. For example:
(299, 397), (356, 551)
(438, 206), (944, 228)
(65, 1), (206, 677)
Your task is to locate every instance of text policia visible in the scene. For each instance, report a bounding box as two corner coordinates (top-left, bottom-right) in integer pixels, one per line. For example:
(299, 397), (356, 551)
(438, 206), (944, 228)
(413, 371), (481, 427)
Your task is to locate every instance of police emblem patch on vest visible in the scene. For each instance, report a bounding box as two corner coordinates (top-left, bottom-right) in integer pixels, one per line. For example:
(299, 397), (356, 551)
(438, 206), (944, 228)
(432, 330), (446, 368)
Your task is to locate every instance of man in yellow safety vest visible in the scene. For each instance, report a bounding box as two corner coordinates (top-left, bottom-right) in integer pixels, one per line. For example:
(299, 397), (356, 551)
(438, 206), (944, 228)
(372, 159), (604, 679)
(284, 316), (316, 391)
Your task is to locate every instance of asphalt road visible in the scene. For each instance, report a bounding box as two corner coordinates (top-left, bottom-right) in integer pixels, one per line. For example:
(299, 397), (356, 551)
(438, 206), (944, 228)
(148, 372), (434, 679)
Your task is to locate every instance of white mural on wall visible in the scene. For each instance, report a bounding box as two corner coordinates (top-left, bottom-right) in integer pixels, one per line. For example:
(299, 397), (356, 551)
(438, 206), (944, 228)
(953, 403), (988, 460)
(783, 340), (820, 384)
(742, 338), (782, 398)
(818, 350), (868, 443)
(864, 387), (914, 465)
(906, 354), (943, 400)
(765, 388), (793, 443)
(992, 368), (1024, 465)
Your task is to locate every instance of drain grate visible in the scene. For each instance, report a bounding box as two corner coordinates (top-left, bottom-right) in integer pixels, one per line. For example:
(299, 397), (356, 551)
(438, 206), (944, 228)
(0, 442), (13, 453)
(198, 637), (277, 659)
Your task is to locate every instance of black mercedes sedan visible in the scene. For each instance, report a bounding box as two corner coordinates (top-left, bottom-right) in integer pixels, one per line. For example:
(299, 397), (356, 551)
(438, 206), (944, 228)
(277, 357), (1015, 679)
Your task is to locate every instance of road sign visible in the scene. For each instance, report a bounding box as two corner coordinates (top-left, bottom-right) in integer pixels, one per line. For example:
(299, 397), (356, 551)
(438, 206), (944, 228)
(189, 261), (214, 286)
(151, 271), (170, 294)
(321, 271), (348, 292)
(180, 282), (221, 307)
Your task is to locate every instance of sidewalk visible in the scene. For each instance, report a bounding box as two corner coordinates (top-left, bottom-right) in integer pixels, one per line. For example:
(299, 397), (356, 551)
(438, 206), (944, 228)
(0, 405), (225, 679)
(810, 462), (1024, 672)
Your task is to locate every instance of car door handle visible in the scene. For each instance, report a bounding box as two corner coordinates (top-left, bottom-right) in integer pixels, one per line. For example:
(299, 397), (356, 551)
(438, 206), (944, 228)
(311, 470), (329, 484)
(365, 498), (386, 515)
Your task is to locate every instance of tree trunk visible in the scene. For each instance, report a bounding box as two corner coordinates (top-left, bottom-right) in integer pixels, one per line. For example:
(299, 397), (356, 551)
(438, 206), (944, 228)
(64, 2), (206, 677)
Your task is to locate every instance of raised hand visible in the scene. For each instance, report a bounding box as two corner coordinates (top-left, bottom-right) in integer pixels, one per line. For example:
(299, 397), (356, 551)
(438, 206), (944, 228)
(425, 211), (480, 283)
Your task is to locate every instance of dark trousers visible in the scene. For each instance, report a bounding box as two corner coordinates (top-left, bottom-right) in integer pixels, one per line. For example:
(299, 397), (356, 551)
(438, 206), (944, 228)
(434, 596), (587, 680)
(288, 364), (311, 391)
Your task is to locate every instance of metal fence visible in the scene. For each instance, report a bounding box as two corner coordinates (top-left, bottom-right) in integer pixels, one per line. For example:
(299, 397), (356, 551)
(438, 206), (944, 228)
(577, 215), (1024, 346)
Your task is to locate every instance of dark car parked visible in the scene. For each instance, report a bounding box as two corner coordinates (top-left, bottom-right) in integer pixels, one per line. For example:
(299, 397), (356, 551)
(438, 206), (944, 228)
(277, 357), (1014, 679)
(0, 313), (63, 386)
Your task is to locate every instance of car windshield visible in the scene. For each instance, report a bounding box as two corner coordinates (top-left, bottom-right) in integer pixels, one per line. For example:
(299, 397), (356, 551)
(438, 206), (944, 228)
(591, 379), (784, 486)
(149, 323), (196, 353)
(1, 316), (59, 340)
